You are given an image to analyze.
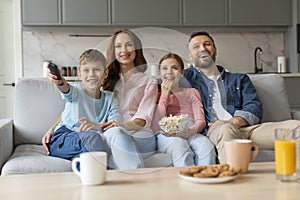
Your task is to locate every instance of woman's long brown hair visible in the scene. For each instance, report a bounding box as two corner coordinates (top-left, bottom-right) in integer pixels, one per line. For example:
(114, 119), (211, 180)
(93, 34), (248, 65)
(102, 29), (147, 91)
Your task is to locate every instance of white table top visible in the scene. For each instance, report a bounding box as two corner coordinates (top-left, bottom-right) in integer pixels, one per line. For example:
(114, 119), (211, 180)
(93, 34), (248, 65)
(0, 162), (299, 200)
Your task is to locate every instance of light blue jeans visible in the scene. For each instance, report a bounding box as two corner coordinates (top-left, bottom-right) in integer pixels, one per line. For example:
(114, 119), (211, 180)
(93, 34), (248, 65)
(103, 127), (156, 170)
(157, 132), (216, 167)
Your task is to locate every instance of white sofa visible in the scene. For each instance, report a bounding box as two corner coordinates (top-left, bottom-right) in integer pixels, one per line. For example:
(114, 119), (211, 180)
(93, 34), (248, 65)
(0, 74), (299, 175)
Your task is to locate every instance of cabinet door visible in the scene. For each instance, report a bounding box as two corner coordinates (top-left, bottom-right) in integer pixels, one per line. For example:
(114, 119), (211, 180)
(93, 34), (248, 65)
(112, 0), (180, 25)
(62, 0), (110, 25)
(22, 0), (61, 25)
(183, 0), (226, 26)
(229, 0), (291, 26)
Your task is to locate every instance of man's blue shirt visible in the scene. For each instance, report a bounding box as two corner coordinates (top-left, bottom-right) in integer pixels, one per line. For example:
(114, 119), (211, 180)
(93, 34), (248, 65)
(184, 65), (263, 134)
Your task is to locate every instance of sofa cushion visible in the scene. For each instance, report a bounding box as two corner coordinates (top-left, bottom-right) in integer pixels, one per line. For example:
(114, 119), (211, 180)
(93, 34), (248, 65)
(14, 78), (65, 146)
(248, 74), (292, 122)
(1, 144), (71, 175)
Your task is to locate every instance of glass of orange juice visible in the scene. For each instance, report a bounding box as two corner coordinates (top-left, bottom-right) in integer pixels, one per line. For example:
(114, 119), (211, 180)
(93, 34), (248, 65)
(275, 128), (296, 182)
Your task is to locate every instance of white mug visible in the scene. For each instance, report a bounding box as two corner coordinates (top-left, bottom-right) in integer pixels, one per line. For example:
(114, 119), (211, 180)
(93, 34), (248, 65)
(72, 151), (107, 185)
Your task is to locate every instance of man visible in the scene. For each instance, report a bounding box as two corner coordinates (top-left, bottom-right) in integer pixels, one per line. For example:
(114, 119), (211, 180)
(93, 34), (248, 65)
(184, 31), (300, 163)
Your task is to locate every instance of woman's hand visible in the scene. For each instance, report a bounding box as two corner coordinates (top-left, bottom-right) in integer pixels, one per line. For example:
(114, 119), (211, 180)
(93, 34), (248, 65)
(78, 117), (102, 132)
(100, 121), (120, 131)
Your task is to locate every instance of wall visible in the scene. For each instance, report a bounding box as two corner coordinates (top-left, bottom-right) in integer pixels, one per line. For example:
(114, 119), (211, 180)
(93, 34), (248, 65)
(22, 27), (284, 77)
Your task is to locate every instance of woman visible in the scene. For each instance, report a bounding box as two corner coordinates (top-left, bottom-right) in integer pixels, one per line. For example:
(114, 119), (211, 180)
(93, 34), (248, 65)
(101, 29), (158, 169)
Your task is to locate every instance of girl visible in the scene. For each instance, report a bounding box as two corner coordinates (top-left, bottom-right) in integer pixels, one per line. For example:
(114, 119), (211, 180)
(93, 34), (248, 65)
(152, 53), (216, 167)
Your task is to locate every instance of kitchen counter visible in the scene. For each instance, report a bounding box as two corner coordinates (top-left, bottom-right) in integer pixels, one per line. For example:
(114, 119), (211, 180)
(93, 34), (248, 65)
(246, 72), (300, 77)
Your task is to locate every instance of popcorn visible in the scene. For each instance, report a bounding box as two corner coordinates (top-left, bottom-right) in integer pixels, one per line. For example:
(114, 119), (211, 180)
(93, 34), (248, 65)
(159, 114), (190, 135)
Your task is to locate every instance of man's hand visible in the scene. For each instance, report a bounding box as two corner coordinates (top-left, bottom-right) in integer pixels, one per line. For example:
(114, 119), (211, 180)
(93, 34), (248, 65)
(207, 117), (248, 137)
(207, 120), (228, 137)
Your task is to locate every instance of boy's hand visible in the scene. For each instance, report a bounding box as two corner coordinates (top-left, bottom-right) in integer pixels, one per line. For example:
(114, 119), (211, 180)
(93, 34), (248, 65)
(42, 130), (52, 155)
(78, 117), (102, 132)
(47, 68), (69, 93)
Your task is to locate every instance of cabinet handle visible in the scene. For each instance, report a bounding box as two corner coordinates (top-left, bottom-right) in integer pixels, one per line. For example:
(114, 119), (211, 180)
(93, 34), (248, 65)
(3, 82), (15, 87)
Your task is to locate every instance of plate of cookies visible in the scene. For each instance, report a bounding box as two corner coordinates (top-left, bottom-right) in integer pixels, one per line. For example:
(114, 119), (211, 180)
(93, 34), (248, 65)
(178, 164), (241, 184)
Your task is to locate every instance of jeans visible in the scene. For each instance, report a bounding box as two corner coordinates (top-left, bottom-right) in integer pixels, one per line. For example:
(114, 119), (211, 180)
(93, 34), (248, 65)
(157, 132), (216, 167)
(103, 127), (156, 170)
(49, 126), (103, 160)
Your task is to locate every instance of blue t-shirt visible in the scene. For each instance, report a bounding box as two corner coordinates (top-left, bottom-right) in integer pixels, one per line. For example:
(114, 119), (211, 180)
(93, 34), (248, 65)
(55, 83), (121, 132)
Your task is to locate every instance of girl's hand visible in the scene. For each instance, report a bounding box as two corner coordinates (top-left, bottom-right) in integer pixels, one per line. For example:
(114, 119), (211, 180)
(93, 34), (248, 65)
(162, 131), (177, 137)
(78, 117), (102, 132)
(161, 80), (173, 95)
(100, 121), (120, 131)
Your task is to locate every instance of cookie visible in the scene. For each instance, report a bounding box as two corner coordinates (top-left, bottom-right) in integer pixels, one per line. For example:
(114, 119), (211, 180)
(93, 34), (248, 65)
(218, 170), (235, 177)
(199, 166), (220, 177)
(231, 167), (242, 174)
(179, 170), (194, 177)
(217, 164), (230, 172)
(188, 166), (206, 174)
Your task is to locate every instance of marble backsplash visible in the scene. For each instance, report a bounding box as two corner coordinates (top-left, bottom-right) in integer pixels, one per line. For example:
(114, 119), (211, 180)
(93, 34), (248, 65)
(23, 27), (284, 77)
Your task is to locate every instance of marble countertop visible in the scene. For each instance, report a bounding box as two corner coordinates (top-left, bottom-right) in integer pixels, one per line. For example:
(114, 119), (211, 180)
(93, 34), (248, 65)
(247, 73), (300, 77)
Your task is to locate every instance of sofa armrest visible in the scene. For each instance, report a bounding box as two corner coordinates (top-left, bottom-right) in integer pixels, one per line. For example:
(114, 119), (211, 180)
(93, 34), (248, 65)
(291, 109), (300, 120)
(0, 118), (13, 172)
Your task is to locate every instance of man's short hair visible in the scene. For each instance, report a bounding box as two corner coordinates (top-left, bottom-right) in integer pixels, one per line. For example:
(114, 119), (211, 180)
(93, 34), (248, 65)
(188, 31), (216, 48)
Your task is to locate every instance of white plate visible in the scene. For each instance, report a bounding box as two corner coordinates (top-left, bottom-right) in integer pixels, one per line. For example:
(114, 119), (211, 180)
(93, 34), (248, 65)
(178, 173), (240, 184)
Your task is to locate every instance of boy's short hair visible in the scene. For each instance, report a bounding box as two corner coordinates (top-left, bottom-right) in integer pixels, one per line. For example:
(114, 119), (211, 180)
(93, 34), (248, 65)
(78, 49), (106, 68)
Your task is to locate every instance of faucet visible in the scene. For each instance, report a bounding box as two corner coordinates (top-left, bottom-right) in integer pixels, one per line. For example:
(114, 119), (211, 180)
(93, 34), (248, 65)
(254, 47), (263, 73)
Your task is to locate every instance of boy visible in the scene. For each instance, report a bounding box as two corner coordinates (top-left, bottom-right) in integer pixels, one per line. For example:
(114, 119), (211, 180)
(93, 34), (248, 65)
(43, 49), (121, 160)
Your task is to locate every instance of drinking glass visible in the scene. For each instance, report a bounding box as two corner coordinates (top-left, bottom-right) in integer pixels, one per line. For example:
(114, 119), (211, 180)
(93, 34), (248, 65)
(275, 128), (296, 182)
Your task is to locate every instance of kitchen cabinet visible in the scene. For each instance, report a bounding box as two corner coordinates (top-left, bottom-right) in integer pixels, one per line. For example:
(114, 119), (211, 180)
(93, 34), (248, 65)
(112, 0), (180, 25)
(228, 0), (291, 26)
(62, 0), (110, 25)
(182, 0), (226, 26)
(22, 0), (109, 26)
(22, 0), (292, 27)
(21, 0), (61, 25)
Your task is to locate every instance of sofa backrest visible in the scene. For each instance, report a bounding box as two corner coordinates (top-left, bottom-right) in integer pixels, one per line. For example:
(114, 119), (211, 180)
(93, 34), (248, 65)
(248, 74), (292, 122)
(14, 78), (65, 146)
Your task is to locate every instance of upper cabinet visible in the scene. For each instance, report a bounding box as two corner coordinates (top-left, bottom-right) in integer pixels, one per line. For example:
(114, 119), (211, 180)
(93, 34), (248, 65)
(228, 0), (291, 26)
(22, 0), (61, 25)
(62, 0), (110, 25)
(21, 0), (292, 27)
(22, 0), (110, 26)
(112, 0), (180, 25)
(182, 0), (226, 26)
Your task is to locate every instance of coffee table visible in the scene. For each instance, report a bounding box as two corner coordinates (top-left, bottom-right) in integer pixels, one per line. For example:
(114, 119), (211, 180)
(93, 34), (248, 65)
(0, 162), (299, 200)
